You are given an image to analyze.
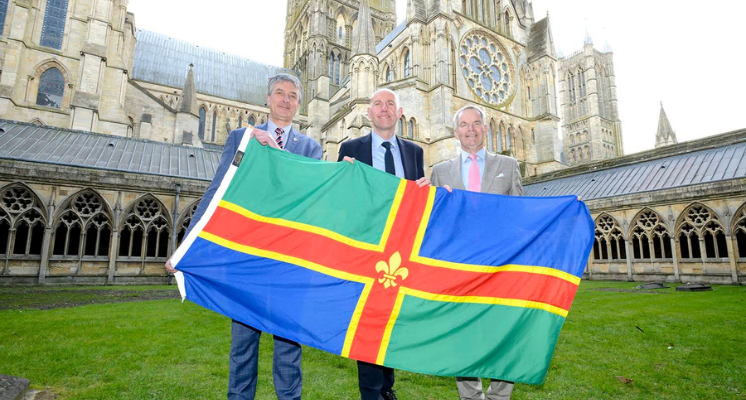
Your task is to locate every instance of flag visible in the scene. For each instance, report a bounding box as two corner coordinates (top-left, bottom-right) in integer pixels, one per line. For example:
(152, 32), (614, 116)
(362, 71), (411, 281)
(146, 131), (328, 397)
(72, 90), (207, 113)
(172, 132), (594, 385)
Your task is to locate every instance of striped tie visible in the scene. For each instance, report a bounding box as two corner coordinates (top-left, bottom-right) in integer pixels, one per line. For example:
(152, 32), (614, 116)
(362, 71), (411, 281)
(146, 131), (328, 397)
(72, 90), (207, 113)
(275, 127), (284, 148)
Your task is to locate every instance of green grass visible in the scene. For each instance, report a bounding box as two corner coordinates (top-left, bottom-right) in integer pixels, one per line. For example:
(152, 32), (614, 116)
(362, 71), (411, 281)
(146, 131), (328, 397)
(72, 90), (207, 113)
(0, 281), (744, 399)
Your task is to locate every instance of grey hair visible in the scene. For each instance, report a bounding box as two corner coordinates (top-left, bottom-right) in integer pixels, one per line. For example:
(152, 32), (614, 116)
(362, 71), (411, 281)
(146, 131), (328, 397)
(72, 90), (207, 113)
(370, 88), (401, 109)
(453, 105), (486, 128)
(267, 73), (303, 103)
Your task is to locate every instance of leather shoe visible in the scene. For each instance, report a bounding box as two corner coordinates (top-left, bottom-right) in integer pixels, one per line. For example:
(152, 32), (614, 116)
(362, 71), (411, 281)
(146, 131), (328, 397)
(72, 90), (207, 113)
(381, 390), (398, 400)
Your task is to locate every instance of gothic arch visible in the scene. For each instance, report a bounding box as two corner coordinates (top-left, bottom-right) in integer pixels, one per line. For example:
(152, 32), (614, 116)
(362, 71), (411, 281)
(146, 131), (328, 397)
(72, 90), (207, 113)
(29, 118), (46, 125)
(629, 208), (672, 259)
(401, 47), (412, 77)
(732, 202), (746, 259)
(175, 200), (200, 247)
(31, 59), (72, 109)
(676, 203), (728, 259)
(51, 189), (113, 259)
(118, 195), (171, 260)
(0, 183), (47, 259)
(593, 213), (627, 260)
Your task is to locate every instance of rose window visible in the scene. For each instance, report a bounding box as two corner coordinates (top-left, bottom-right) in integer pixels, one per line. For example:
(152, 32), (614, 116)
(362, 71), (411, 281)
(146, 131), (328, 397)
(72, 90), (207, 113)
(458, 31), (515, 106)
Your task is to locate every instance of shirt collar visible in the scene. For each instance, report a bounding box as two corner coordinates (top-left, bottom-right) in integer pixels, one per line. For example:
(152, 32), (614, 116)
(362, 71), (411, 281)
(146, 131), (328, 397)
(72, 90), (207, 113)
(267, 120), (292, 135)
(461, 147), (486, 163)
(372, 131), (398, 149)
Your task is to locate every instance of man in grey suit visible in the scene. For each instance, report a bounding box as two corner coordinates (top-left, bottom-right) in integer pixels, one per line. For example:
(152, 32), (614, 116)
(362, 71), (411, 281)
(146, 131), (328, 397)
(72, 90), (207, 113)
(166, 73), (321, 400)
(430, 105), (522, 400)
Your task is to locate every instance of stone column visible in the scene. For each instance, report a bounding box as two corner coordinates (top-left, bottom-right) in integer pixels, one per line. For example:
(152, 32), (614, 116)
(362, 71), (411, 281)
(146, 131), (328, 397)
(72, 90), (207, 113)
(726, 235), (738, 283)
(670, 236), (680, 282)
(107, 232), (119, 284)
(624, 239), (633, 281)
(37, 227), (53, 284)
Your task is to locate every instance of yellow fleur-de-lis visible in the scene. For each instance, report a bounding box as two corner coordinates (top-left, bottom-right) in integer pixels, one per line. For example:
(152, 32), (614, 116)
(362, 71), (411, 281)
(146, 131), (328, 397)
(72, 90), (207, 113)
(375, 251), (409, 289)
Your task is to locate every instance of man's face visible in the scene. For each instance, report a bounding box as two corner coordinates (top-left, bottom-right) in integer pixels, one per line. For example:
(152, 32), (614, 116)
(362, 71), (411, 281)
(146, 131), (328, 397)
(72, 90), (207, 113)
(367, 91), (402, 133)
(267, 81), (301, 125)
(454, 108), (485, 152)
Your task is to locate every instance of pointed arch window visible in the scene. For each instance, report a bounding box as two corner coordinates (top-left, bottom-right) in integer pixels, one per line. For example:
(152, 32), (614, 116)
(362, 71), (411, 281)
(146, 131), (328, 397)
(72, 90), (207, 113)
(52, 191), (111, 259)
(248, 115), (255, 126)
(631, 210), (672, 260)
(593, 214), (626, 260)
(568, 72), (576, 104)
(118, 197), (170, 260)
(506, 127), (512, 150)
(734, 206), (746, 259)
(487, 121), (494, 152)
(677, 204), (727, 259)
(0, 185), (45, 258)
(238, 113), (243, 128)
(36, 67), (65, 109)
(579, 69), (586, 97)
(408, 118), (415, 139)
(40, 0), (69, 50)
(385, 65), (392, 82)
(398, 118), (404, 137)
(334, 55), (341, 85)
(198, 107), (206, 140)
(329, 53), (335, 78)
(211, 110), (217, 142)
(176, 203), (198, 247)
(403, 50), (411, 77)
(497, 124), (503, 152)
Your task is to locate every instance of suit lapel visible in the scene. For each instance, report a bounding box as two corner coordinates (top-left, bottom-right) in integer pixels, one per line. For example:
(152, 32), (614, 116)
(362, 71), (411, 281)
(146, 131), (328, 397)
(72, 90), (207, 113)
(284, 127), (298, 154)
(449, 157), (466, 191)
(357, 134), (374, 166)
(396, 137), (414, 179)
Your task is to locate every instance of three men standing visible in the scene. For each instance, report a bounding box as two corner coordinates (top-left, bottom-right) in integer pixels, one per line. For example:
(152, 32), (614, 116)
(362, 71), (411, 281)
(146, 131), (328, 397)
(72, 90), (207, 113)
(169, 83), (524, 400)
(431, 105), (523, 400)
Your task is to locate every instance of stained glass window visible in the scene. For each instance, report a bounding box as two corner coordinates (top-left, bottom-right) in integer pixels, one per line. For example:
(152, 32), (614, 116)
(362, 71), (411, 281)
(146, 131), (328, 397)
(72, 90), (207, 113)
(40, 0), (69, 50)
(36, 67), (65, 108)
(403, 50), (411, 77)
(458, 30), (514, 106)
(198, 108), (206, 140)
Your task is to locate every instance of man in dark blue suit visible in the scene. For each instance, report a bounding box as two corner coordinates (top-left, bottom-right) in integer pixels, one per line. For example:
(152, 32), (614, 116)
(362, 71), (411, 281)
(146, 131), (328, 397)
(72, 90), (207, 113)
(338, 88), (430, 400)
(166, 73), (321, 400)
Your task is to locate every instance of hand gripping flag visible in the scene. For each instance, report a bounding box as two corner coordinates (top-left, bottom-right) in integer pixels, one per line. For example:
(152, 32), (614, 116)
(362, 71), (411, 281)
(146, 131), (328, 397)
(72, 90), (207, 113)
(172, 132), (595, 385)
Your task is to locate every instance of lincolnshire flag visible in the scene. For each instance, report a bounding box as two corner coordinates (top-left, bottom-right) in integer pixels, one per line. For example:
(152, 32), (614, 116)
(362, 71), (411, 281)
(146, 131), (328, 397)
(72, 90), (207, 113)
(172, 130), (594, 385)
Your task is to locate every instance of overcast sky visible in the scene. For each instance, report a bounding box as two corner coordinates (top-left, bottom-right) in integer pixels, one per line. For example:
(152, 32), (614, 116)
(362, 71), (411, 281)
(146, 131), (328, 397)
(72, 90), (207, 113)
(128, 0), (746, 155)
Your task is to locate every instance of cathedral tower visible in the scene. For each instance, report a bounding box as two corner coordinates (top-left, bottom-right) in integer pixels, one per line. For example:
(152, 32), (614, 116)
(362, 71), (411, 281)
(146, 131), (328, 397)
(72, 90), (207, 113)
(284, 0), (396, 105)
(655, 102), (677, 148)
(558, 40), (623, 166)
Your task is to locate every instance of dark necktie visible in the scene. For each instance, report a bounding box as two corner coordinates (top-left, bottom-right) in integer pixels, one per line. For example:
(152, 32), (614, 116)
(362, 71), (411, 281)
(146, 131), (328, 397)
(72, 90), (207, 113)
(382, 142), (395, 175)
(275, 127), (284, 148)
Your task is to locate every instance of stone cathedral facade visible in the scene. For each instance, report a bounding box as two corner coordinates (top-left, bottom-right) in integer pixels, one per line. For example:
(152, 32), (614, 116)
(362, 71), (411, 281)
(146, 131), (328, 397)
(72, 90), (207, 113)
(285, 0), (567, 176)
(1, 0), (743, 286)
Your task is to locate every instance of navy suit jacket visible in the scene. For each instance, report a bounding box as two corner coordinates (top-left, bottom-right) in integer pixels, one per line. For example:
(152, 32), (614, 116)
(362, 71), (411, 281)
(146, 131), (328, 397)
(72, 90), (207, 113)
(337, 133), (425, 180)
(185, 124), (322, 236)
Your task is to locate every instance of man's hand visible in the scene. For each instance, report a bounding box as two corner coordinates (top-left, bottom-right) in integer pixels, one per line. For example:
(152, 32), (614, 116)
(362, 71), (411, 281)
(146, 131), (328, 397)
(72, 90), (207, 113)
(250, 128), (281, 150)
(164, 259), (177, 274)
(342, 156), (355, 164)
(415, 177), (431, 188)
(442, 184), (453, 193)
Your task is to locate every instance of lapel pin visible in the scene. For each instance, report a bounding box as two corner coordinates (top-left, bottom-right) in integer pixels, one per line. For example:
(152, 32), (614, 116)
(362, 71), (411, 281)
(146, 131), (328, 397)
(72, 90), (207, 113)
(293, 137), (298, 142)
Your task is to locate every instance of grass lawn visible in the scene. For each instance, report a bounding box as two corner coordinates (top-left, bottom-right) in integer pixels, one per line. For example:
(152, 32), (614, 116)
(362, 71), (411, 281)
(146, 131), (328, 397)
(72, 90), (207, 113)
(0, 281), (744, 399)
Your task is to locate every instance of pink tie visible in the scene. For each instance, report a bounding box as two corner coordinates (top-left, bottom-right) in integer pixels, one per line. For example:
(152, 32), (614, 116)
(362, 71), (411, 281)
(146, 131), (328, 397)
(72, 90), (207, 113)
(468, 154), (481, 192)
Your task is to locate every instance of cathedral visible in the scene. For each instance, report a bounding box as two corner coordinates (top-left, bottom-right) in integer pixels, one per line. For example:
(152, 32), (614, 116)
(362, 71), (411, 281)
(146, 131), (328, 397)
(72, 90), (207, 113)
(0, 0), (743, 285)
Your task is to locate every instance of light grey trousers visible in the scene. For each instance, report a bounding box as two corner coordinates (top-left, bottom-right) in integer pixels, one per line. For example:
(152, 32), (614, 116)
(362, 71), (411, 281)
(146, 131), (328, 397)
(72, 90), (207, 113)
(456, 377), (514, 400)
